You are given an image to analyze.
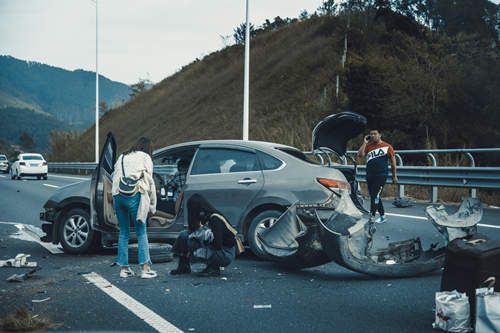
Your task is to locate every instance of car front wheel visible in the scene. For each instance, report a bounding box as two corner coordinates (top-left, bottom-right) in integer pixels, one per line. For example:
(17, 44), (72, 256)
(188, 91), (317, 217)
(248, 210), (283, 260)
(59, 207), (98, 254)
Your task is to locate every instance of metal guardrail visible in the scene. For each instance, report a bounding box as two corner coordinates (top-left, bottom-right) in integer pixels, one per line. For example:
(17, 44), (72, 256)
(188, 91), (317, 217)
(49, 148), (500, 202)
(48, 163), (176, 175)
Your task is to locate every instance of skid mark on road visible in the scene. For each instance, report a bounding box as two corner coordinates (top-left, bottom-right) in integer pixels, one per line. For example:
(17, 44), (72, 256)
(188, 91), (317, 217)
(83, 272), (183, 333)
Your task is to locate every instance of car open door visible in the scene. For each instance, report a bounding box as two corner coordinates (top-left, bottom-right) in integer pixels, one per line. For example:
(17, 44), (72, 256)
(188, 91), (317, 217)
(91, 132), (118, 232)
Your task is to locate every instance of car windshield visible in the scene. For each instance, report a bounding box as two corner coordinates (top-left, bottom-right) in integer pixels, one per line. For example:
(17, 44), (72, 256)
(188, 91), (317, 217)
(23, 155), (43, 161)
(275, 148), (319, 165)
(0, 156), (6, 161)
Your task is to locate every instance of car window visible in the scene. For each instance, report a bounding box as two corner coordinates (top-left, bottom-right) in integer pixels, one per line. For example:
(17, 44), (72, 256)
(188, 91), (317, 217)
(257, 151), (283, 170)
(191, 148), (260, 175)
(22, 155), (43, 161)
(276, 147), (319, 165)
(0, 156), (6, 161)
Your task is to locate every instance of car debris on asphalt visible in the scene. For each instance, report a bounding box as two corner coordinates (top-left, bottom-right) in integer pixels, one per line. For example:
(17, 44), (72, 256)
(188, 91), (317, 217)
(0, 253), (37, 268)
(6, 267), (41, 282)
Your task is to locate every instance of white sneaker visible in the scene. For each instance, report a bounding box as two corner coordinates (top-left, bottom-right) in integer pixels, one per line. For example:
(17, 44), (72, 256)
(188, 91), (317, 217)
(375, 216), (387, 224)
(140, 270), (158, 279)
(120, 268), (135, 278)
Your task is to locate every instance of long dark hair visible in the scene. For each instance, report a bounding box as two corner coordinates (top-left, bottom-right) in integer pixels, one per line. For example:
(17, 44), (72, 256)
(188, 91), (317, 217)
(124, 137), (153, 157)
(187, 194), (220, 232)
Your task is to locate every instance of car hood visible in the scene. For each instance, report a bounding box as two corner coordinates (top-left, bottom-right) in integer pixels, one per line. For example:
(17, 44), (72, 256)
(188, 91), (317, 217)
(43, 180), (91, 209)
(312, 111), (367, 156)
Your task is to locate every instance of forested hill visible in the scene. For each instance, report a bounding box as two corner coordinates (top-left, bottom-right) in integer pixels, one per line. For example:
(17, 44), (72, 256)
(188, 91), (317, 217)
(0, 55), (131, 129)
(50, 0), (500, 162)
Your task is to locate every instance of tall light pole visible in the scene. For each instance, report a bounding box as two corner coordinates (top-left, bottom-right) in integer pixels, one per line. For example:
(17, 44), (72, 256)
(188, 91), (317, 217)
(242, 0), (250, 140)
(95, 0), (99, 162)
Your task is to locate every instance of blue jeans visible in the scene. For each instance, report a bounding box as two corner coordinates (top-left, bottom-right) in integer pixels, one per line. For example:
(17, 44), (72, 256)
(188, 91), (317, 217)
(114, 193), (151, 267)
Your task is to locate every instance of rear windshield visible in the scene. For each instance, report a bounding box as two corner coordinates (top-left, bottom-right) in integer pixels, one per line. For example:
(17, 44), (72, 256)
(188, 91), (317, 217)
(22, 155), (43, 161)
(0, 156), (6, 161)
(275, 148), (319, 165)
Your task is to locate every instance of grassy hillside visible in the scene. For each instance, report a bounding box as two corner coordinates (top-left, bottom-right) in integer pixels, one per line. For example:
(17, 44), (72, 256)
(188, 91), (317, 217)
(52, 11), (500, 164)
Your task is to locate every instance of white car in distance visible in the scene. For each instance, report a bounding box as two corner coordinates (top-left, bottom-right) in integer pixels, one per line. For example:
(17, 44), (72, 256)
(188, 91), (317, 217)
(0, 154), (8, 173)
(10, 153), (48, 180)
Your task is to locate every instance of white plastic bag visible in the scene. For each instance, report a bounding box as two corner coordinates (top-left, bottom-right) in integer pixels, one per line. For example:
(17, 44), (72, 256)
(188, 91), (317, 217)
(433, 290), (472, 332)
(475, 280), (500, 333)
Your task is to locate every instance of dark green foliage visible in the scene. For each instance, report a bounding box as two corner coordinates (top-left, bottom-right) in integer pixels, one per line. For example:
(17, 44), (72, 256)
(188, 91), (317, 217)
(0, 107), (73, 153)
(233, 23), (256, 44)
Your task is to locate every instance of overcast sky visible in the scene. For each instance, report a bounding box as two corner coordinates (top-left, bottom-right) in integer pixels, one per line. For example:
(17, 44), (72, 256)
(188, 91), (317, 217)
(0, 0), (326, 85)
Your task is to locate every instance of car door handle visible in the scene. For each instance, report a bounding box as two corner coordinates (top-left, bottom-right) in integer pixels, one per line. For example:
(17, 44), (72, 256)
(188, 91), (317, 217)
(238, 178), (257, 184)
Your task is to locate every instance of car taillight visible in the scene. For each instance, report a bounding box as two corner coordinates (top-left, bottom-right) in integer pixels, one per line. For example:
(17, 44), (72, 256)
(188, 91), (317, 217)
(43, 161), (47, 166)
(317, 178), (351, 195)
(20, 162), (26, 166)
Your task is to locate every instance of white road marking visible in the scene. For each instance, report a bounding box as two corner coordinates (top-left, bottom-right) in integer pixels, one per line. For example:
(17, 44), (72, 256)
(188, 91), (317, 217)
(386, 213), (427, 220)
(48, 174), (89, 181)
(0, 175), (6, 178)
(385, 213), (500, 229)
(0, 221), (63, 254)
(83, 272), (183, 333)
(43, 183), (60, 188)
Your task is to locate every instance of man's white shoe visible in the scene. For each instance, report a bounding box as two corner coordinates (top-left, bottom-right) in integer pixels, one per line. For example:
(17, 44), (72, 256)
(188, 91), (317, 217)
(140, 270), (158, 279)
(375, 216), (387, 224)
(120, 268), (135, 278)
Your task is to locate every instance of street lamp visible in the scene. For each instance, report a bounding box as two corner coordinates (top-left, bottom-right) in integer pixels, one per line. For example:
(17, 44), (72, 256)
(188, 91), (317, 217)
(95, 0), (99, 163)
(242, 0), (250, 140)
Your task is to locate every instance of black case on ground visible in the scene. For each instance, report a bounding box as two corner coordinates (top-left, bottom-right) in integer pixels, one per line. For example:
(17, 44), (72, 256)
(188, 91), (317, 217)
(440, 233), (500, 325)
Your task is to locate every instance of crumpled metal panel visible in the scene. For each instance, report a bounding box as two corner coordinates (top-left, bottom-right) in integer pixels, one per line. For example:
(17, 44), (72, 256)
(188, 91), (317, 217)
(426, 197), (482, 243)
(258, 192), (482, 277)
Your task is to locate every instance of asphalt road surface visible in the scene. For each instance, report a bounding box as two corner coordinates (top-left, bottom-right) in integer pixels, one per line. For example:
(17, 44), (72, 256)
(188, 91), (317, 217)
(1, 172), (499, 333)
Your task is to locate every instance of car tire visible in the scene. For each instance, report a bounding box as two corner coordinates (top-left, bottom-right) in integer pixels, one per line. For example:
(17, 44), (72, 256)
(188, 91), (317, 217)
(10, 171), (15, 180)
(58, 207), (98, 254)
(37, 175), (41, 180)
(248, 210), (283, 260)
(129, 243), (173, 264)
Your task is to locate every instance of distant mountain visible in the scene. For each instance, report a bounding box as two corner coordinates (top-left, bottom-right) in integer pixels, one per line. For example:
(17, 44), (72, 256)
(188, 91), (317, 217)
(0, 107), (74, 154)
(0, 55), (131, 151)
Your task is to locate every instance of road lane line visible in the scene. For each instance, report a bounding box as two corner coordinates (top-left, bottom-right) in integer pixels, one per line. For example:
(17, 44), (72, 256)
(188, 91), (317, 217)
(385, 213), (500, 229)
(48, 174), (89, 180)
(43, 183), (60, 188)
(82, 272), (183, 333)
(386, 213), (427, 220)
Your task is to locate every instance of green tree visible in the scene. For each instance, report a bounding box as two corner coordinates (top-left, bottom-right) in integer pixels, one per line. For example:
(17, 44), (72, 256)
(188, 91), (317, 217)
(233, 22), (256, 44)
(19, 132), (36, 151)
(129, 78), (152, 98)
(99, 101), (109, 117)
(318, 0), (337, 16)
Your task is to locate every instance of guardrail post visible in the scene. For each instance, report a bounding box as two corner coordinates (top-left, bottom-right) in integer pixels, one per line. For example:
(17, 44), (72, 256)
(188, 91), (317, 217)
(427, 153), (438, 203)
(395, 154), (404, 198)
(466, 153), (476, 198)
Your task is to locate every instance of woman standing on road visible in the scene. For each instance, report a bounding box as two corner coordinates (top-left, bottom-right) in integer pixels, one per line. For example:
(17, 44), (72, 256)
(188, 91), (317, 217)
(112, 137), (158, 279)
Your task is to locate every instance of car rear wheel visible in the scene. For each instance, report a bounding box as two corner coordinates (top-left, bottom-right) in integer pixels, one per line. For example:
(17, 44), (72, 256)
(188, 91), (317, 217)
(59, 207), (98, 254)
(248, 210), (283, 260)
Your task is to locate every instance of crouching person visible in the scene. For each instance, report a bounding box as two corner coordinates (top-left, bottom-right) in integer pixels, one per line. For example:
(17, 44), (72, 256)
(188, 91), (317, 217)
(170, 194), (235, 277)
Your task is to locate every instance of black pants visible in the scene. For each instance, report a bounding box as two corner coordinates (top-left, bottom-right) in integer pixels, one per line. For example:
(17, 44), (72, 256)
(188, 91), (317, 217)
(367, 175), (386, 217)
(172, 230), (235, 267)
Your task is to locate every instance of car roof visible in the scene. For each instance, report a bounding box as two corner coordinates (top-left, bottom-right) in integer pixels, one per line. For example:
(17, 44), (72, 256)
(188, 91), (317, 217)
(20, 153), (44, 157)
(153, 139), (298, 156)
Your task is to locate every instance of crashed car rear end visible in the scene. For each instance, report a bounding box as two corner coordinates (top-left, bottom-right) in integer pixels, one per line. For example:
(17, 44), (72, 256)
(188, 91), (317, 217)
(257, 112), (484, 277)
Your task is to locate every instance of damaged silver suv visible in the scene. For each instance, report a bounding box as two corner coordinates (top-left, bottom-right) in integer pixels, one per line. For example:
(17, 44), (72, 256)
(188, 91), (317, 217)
(40, 112), (367, 257)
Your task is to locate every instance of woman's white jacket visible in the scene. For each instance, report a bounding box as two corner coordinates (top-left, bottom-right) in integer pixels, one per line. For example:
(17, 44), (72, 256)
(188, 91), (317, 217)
(112, 151), (157, 223)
